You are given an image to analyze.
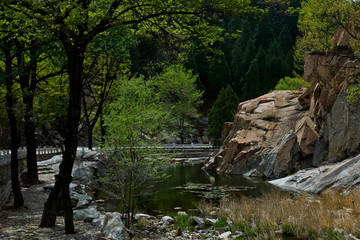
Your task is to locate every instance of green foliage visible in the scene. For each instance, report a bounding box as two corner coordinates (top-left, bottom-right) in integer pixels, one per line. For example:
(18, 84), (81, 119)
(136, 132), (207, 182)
(278, 25), (293, 54)
(208, 54), (232, 96)
(265, 40), (284, 92)
(214, 217), (228, 228)
(254, 14), (275, 49)
(274, 76), (309, 91)
(100, 76), (169, 226)
(208, 85), (238, 145)
(241, 59), (260, 100)
(153, 64), (203, 143)
(174, 213), (192, 230)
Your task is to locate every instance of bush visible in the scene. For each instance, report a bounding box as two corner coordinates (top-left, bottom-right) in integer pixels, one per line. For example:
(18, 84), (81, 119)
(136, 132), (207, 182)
(274, 76), (309, 91)
(208, 85), (238, 145)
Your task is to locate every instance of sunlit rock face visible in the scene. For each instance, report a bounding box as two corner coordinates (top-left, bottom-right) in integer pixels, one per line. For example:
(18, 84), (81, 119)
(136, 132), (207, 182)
(204, 26), (360, 179)
(204, 89), (312, 178)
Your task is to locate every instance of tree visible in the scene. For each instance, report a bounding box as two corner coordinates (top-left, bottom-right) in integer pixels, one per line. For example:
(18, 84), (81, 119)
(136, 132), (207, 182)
(264, 40), (284, 92)
(153, 64), (203, 143)
(81, 29), (134, 149)
(208, 54), (232, 96)
(234, 37), (256, 93)
(254, 14), (275, 49)
(208, 85), (238, 145)
(278, 25), (293, 54)
(255, 46), (266, 85)
(8, 0), (255, 233)
(100, 76), (168, 228)
(241, 59), (260, 100)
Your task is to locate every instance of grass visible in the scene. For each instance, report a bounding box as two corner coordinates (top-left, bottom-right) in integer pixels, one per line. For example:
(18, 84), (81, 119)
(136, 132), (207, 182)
(174, 212), (192, 230)
(197, 190), (360, 239)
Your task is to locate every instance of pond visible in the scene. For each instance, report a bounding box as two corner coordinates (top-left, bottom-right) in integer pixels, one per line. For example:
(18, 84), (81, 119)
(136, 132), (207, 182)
(91, 161), (281, 216)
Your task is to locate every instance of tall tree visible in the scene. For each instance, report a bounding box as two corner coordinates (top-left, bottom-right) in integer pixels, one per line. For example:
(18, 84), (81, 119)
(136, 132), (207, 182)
(242, 59), (260, 100)
(154, 64), (203, 143)
(9, 0), (255, 233)
(265, 40), (284, 92)
(208, 85), (238, 145)
(208, 54), (232, 96)
(253, 14), (275, 49)
(278, 24), (293, 54)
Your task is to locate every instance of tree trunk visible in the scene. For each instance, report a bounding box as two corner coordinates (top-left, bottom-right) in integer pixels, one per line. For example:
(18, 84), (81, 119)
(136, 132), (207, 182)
(23, 95), (38, 182)
(4, 46), (24, 208)
(40, 45), (85, 233)
(88, 127), (93, 150)
(18, 48), (39, 183)
(100, 114), (106, 147)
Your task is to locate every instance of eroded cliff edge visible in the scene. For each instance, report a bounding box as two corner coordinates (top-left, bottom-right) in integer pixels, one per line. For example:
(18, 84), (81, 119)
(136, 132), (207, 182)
(204, 27), (360, 180)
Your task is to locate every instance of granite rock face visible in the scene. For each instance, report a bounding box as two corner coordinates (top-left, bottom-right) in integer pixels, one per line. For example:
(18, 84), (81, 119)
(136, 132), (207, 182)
(204, 26), (360, 179)
(270, 154), (360, 194)
(203, 89), (310, 178)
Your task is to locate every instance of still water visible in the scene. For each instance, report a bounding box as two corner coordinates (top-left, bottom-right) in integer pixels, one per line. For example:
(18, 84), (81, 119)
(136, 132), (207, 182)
(94, 161), (280, 216)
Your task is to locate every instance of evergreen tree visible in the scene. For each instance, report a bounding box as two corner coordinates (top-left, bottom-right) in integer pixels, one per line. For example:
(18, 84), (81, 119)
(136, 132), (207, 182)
(208, 85), (238, 145)
(283, 50), (294, 77)
(242, 59), (260, 100)
(237, 19), (253, 52)
(228, 16), (243, 34)
(195, 51), (209, 94)
(265, 40), (284, 92)
(255, 46), (266, 86)
(278, 25), (293, 54)
(234, 38), (255, 93)
(207, 54), (232, 96)
(254, 14), (275, 49)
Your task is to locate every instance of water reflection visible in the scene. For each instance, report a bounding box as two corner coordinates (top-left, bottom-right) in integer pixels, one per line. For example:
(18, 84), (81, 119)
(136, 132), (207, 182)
(95, 161), (281, 216)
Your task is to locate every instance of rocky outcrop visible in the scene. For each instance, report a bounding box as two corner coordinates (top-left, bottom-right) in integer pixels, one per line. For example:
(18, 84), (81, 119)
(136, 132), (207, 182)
(270, 154), (360, 194)
(204, 89), (311, 178)
(313, 93), (360, 166)
(204, 26), (360, 179)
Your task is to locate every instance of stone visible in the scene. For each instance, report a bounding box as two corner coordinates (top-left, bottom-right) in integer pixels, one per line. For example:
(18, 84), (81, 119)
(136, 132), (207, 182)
(203, 89), (307, 179)
(161, 216), (174, 224)
(192, 216), (205, 225)
(92, 214), (106, 226)
(258, 130), (301, 179)
(270, 154), (360, 194)
(294, 116), (319, 158)
(134, 213), (155, 220)
(73, 208), (99, 221)
(205, 218), (218, 225)
(219, 231), (232, 239)
(101, 212), (130, 240)
(313, 93), (360, 166)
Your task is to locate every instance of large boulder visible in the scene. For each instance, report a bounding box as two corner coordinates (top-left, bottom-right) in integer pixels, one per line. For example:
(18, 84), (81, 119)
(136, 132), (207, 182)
(101, 212), (130, 240)
(204, 89), (309, 178)
(270, 154), (360, 194)
(313, 93), (360, 166)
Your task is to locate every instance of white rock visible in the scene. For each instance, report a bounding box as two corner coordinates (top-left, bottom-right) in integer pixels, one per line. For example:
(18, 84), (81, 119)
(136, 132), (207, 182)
(161, 216), (174, 224)
(101, 212), (130, 240)
(73, 208), (99, 221)
(219, 231), (232, 239)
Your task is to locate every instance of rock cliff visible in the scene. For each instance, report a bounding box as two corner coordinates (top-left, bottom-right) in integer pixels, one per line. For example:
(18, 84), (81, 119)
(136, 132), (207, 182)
(204, 26), (360, 179)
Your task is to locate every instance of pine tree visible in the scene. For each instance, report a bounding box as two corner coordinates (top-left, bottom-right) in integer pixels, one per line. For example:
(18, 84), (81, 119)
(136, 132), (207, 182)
(283, 49), (294, 77)
(208, 85), (239, 145)
(254, 14), (275, 49)
(265, 40), (284, 91)
(255, 46), (266, 85)
(207, 54), (232, 96)
(278, 25), (293, 54)
(237, 19), (253, 52)
(195, 51), (209, 94)
(242, 59), (260, 100)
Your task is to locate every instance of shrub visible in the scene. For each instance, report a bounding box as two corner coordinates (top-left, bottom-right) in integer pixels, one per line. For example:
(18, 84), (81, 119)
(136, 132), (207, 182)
(274, 76), (309, 90)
